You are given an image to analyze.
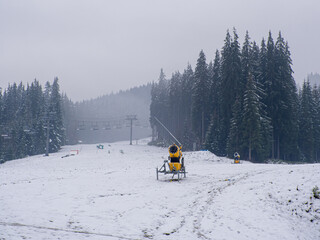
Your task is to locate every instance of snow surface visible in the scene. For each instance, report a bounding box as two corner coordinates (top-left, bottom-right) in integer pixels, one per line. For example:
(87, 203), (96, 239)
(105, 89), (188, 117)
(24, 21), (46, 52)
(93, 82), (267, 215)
(0, 138), (319, 240)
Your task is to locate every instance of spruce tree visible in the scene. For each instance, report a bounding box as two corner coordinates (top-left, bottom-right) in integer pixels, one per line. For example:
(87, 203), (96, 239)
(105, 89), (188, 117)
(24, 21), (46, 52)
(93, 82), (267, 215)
(30, 80), (46, 154)
(312, 85), (320, 162)
(181, 64), (195, 149)
(150, 82), (157, 141)
(48, 77), (65, 152)
(274, 33), (299, 161)
(258, 38), (273, 160)
(240, 31), (252, 96)
(226, 95), (242, 157)
(168, 71), (182, 140)
(0, 90), (3, 161)
(192, 50), (210, 146)
(208, 50), (221, 122)
(220, 29), (242, 155)
(264, 32), (278, 159)
(251, 41), (260, 84)
(150, 69), (169, 144)
(241, 74), (262, 161)
(205, 50), (224, 155)
(299, 81), (315, 162)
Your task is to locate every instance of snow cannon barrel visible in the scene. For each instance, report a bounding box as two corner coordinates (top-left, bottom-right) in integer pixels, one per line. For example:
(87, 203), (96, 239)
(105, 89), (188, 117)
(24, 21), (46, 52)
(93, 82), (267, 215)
(168, 144), (183, 171)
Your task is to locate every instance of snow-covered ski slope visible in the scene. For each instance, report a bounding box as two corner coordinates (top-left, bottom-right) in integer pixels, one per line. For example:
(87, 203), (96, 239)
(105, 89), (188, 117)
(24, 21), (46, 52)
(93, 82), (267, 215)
(0, 138), (319, 240)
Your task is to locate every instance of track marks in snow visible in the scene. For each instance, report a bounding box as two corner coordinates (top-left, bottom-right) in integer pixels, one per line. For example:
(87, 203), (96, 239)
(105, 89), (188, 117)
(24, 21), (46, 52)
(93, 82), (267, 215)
(155, 169), (274, 239)
(190, 171), (265, 238)
(1, 142), (319, 240)
(0, 221), (138, 240)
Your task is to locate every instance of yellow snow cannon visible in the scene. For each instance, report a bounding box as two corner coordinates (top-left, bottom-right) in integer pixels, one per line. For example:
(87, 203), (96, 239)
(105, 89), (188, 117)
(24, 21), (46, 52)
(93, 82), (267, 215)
(153, 117), (186, 180)
(234, 152), (240, 164)
(156, 143), (186, 180)
(168, 144), (183, 171)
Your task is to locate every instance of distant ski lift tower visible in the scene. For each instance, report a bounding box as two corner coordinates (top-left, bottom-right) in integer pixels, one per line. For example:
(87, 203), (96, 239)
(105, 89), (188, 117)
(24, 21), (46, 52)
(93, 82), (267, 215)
(126, 115), (137, 145)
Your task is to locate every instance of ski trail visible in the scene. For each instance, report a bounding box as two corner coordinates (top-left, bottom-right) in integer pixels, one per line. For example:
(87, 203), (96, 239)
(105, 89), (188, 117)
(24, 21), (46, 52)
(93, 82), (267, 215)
(150, 168), (273, 239)
(0, 221), (139, 240)
(190, 169), (272, 239)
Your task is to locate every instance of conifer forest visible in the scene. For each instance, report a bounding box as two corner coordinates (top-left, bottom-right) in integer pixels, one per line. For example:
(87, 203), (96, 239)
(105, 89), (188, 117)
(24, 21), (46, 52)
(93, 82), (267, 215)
(150, 29), (320, 163)
(0, 79), (151, 163)
(1, 29), (320, 164)
(0, 78), (65, 162)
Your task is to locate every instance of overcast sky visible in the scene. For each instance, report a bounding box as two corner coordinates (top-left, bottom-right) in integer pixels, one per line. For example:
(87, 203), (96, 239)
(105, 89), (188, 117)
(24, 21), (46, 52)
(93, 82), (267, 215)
(0, 0), (319, 101)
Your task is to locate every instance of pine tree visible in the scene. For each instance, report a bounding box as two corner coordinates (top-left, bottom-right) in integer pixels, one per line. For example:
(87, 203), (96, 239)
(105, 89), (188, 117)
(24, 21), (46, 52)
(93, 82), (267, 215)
(168, 71), (182, 140)
(299, 81), (315, 162)
(181, 64), (195, 150)
(220, 29), (242, 154)
(258, 38), (273, 160)
(263, 32), (278, 159)
(2, 84), (19, 160)
(48, 77), (65, 153)
(226, 95), (242, 157)
(150, 82), (157, 141)
(251, 41), (260, 84)
(274, 33), (299, 161)
(0, 89), (3, 161)
(205, 114), (220, 154)
(228, 30), (253, 159)
(24, 80), (45, 155)
(312, 85), (320, 162)
(241, 74), (262, 161)
(150, 69), (170, 144)
(15, 83), (27, 158)
(192, 50), (210, 146)
(205, 50), (224, 155)
(240, 31), (252, 96)
(208, 50), (221, 122)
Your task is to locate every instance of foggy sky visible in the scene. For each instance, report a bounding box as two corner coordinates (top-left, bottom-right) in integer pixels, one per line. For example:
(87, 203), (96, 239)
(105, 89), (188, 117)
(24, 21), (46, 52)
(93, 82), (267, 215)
(0, 0), (319, 101)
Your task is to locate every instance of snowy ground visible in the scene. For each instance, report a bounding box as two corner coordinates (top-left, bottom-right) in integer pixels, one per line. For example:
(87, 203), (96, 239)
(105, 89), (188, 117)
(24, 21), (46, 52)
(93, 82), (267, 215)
(0, 138), (319, 240)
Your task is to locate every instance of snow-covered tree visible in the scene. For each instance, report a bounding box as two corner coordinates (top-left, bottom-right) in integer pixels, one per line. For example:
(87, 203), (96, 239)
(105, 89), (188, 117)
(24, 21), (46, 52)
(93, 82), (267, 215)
(47, 77), (65, 153)
(226, 95), (242, 157)
(299, 81), (315, 162)
(241, 74), (262, 161)
(192, 50), (210, 146)
(205, 50), (224, 155)
(312, 85), (320, 162)
(274, 33), (299, 161)
(219, 29), (242, 154)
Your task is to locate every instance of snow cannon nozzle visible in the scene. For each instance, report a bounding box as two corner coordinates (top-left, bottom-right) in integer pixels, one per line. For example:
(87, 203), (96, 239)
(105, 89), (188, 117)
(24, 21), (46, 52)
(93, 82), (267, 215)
(168, 144), (182, 159)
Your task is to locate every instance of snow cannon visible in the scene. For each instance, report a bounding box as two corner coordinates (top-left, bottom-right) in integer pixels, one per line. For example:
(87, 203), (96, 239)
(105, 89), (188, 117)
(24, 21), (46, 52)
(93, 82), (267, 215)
(153, 117), (186, 180)
(168, 144), (183, 171)
(234, 152), (240, 164)
(156, 143), (186, 181)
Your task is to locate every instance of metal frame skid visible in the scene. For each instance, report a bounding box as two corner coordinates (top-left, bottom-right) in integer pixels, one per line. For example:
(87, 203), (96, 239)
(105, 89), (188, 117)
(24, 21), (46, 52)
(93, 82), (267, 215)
(156, 159), (186, 180)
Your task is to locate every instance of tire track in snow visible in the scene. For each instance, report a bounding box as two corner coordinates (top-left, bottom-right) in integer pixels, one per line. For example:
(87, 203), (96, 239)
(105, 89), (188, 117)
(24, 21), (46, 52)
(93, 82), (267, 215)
(0, 221), (139, 240)
(153, 169), (272, 239)
(190, 169), (273, 239)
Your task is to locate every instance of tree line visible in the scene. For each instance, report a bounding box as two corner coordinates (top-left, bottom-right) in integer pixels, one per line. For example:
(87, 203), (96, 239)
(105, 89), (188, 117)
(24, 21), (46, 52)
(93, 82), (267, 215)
(0, 78), (65, 162)
(0, 79), (153, 163)
(150, 29), (320, 163)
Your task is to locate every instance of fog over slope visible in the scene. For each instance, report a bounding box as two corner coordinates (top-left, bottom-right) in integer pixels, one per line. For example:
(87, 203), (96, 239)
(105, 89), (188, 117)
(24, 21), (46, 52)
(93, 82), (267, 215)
(66, 84), (152, 144)
(307, 73), (320, 87)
